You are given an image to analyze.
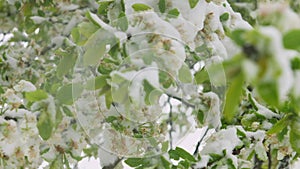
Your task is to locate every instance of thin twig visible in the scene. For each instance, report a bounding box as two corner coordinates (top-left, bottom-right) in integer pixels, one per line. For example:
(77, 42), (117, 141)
(278, 155), (289, 168)
(168, 97), (173, 149)
(193, 127), (209, 156)
(102, 158), (123, 169)
(165, 92), (195, 108)
(267, 144), (272, 169)
(254, 154), (263, 169)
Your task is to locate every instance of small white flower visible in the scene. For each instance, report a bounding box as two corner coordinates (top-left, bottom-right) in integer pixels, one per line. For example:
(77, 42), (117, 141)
(3, 89), (22, 104)
(201, 128), (242, 162)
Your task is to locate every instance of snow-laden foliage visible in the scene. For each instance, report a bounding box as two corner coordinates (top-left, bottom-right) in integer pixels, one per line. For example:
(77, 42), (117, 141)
(1, 0), (300, 168)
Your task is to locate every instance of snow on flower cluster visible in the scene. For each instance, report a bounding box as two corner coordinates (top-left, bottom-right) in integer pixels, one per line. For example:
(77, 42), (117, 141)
(0, 80), (89, 168)
(1, 0), (300, 168)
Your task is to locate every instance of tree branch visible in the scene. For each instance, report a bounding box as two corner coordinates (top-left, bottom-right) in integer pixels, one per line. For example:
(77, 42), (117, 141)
(278, 155), (290, 169)
(193, 127), (209, 156)
(168, 97), (173, 149)
(102, 158), (123, 169)
(254, 154), (263, 169)
(165, 92), (195, 108)
(267, 144), (272, 169)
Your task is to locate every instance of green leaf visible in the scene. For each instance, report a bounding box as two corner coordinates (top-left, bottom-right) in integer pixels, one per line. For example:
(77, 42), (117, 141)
(132, 3), (152, 11)
(98, 84), (111, 96)
(111, 74), (130, 104)
(175, 147), (197, 162)
(226, 159), (236, 169)
(143, 80), (162, 105)
(195, 44), (208, 53)
(189, 0), (199, 9)
(0, 86), (4, 94)
(237, 128), (246, 137)
(40, 147), (50, 155)
(223, 54), (244, 80)
(161, 156), (171, 169)
(83, 46), (104, 66)
(278, 127), (288, 142)
(283, 29), (300, 51)
(194, 68), (209, 84)
(56, 47), (77, 78)
(98, 1), (113, 15)
(291, 116), (300, 134)
(291, 57), (300, 70)
(85, 76), (108, 90)
(25, 90), (48, 102)
(161, 141), (169, 152)
(159, 71), (174, 88)
(50, 155), (63, 169)
(62, 106), (73, 117)
(220, 12), (229, 22)
(230, 29), (246, 46)
(196, 109), (205, 124)
(179, 160), (189, 168)
(83, 29), (116, 66)
(98, 64), (114, 75)
(66, 150), (83, 161)
(125, 158), (149, 167)
(105, 116), (118, 123)
(86, 11), (105, 28)
(63, 154), (72, 169)
(257, 80), (279, 107)
(55, 108), (63, 129)
(120, 0), (125, 11)
(37, 110), (53, 140)
(78, 22), (99, 37)
(248, 93), (258, 111)
(167, 8), (180, 18)
(290, 116), (300, 153)
(142, 52), (154, 65)
(209, 153), (224, 162)
(290, 130), (300, 154)
(267, 114), (292, 135)
(83, 144), (98, 158)
(117, 12), (128, 31)
(73, 22), (99, 45)
(105, 91), (113, 109)
(71, 28), (80, 43)
(169, 149), (180, 160)
(158, 0), (166, 13)
(223, 73), (244, 122)
(56, 83), (83, 105)
(178, 63), (192, 83)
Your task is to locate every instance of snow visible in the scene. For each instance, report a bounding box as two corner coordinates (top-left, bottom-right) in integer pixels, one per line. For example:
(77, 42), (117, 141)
(200, 127), (242, 168)
(258, 2), (300, 32)
(88, 12), (117, 32)
(4, 109), (31, 118)
(172, 0), (207, 30)
(202, 92), (222, 129)
(13, 80), (36, 92)
(30, 16), (48, 24)
(59, 3), (79, 11)
(202, 128), (242, 155)
(293, 71), (300, 97)
(248, 94), (280, 119)
(3, 89), (22, 105)
(78, 157), (101, 169)
(3, 0), (300, 168)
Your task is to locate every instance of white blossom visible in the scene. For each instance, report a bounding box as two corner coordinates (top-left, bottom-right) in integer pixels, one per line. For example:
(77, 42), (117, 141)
(3, 89), (22, 105)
